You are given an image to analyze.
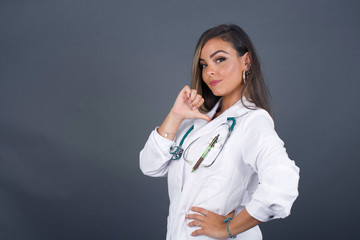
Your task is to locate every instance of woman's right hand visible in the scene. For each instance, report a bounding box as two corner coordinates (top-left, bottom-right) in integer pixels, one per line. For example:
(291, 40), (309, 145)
(170, 86), (211, 122)
(157, 86), (210, 140)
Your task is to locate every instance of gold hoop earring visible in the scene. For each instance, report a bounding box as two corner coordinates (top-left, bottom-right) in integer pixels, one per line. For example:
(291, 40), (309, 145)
(243, 70), (247, 84)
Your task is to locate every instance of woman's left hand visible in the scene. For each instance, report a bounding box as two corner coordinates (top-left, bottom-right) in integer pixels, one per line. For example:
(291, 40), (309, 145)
(186, 207), (235, 239)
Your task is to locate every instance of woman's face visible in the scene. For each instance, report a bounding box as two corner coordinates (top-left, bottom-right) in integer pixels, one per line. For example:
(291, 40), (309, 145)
(200, 38), (249, 101)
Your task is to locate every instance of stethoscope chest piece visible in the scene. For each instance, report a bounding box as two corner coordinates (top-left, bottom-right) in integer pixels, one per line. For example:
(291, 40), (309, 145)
(170, 146), (184, 160)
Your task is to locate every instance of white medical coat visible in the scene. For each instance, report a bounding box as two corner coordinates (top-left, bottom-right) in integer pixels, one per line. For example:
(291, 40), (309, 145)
(140, 99), (299, 240)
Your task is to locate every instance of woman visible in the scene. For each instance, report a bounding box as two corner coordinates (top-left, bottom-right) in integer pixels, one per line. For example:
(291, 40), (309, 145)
(140, 24), (299, 240)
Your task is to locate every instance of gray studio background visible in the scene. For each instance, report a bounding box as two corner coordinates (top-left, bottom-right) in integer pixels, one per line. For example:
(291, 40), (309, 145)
(1, 0), (359, 239)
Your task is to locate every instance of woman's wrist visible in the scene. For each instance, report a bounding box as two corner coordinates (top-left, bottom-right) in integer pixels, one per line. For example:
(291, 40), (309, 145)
(169, 108), (186, 122)
(224, 217), (237, 238)
(157, 126), (176, 139)
(158, 111), (183, 140)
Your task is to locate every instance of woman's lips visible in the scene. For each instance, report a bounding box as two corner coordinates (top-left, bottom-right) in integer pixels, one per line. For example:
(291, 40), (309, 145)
(209, 80), (222, 87)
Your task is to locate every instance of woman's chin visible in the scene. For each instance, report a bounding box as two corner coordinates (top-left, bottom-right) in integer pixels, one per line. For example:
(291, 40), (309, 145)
(211, 90), (223, 97)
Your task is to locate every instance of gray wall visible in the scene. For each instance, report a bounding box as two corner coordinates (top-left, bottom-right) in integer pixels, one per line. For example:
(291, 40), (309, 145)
(1, 0), (359, 239)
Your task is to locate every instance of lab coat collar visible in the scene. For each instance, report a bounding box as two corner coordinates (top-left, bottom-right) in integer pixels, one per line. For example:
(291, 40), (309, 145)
(190, 97), (256, 142)
(207, 97), (256, 119)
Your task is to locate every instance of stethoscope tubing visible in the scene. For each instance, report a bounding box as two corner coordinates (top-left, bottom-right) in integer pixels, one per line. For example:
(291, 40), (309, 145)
(170, 117), (236, 165)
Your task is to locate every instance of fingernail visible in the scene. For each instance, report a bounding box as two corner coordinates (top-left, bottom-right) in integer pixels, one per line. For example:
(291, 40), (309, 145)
(192, 106), (196, 110)
(188, 100), (191, 104)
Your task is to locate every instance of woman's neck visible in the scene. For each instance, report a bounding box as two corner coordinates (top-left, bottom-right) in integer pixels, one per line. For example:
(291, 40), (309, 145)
(219, 95), (241, 114)
(212, 95), (241, 120)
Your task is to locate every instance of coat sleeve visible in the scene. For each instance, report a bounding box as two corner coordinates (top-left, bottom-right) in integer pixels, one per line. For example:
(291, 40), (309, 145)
(139, 127), (175, 177)
(241, 110), (300, 222)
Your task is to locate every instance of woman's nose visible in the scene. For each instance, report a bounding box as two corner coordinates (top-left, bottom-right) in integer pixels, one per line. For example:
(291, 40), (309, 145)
(205, 66), (216, 76)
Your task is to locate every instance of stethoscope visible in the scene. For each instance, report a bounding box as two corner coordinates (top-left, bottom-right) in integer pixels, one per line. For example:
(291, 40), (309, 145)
(170, 117), (236, 167)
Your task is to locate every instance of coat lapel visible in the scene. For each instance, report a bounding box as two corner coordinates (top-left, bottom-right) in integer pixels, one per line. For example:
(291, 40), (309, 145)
(185, 98), (257, 147)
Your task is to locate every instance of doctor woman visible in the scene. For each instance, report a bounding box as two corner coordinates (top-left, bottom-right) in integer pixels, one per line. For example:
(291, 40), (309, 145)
(140, 24), (299, 240)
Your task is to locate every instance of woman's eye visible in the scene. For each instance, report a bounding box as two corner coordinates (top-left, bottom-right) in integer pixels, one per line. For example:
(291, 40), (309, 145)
(200, 63), (207, 68)
(216, 57), (227, 63)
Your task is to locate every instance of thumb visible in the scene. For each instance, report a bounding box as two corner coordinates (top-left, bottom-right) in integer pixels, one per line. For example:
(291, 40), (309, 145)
(194, 111), (211, 122)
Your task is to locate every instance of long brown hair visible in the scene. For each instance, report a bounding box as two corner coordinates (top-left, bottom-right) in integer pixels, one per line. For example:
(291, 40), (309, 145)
(191, 24), (272, 116)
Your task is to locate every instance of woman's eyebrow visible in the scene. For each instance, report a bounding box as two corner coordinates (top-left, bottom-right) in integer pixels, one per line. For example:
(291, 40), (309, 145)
(200, 50), (230, 61)
(210, 50), (229, 58)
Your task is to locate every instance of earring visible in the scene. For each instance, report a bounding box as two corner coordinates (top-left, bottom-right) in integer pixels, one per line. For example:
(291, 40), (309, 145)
(243, 70), (247, 84)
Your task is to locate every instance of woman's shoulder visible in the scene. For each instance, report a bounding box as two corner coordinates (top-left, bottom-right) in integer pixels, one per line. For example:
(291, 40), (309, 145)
(247, 108), (272, 120)
(238, 108), (274, 132)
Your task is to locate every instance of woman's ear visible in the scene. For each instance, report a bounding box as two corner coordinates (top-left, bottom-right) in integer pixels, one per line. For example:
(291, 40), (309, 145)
(243, 52), (251, 71)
